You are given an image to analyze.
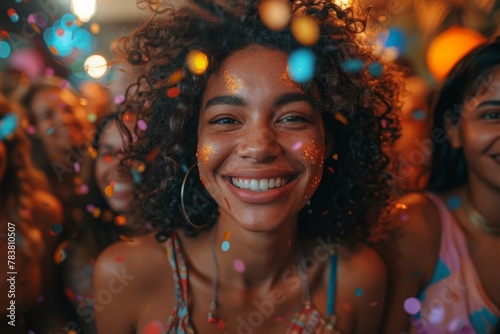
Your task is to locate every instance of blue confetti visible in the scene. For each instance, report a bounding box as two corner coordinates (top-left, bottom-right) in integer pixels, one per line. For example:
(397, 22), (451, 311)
(288, 48), (316, 83)
(10, 14), (20, 23)
(355, 288), (363, 297)
(132, 169), (142, 185)
(0, 113), (18, 140)
(411, 109), (426, 121)
(446, 195), (462, 211)
(0, 41), (11, 59)
(46, 127), (55, 135)
(342, 59), (364, 73)
(368, 62), (383, 77)
(51, 224), (63, 234)
(221, 241), (230, 252)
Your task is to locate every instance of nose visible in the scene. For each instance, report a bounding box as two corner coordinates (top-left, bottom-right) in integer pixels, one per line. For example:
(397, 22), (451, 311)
(237, 123), (281, 163)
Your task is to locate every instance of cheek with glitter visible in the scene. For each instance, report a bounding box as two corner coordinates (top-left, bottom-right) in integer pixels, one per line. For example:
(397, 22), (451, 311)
(196, 144), (214, 165)
(224, 71), (244, 94)
(301, 140), (325, 167)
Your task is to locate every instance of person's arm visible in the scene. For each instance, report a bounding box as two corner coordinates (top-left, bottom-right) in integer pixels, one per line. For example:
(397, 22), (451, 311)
(379, 193), (441, 334)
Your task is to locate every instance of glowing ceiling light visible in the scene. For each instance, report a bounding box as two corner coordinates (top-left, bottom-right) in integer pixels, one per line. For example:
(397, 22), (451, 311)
(84, 54), (108, 79)
(71, 0), (96, 22)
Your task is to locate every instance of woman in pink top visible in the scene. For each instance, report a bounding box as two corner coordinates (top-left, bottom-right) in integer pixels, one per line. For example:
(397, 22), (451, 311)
(382, 37), (500, 333)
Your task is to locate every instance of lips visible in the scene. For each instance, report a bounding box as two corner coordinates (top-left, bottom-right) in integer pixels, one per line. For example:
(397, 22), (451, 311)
(231, 176), (290, 192)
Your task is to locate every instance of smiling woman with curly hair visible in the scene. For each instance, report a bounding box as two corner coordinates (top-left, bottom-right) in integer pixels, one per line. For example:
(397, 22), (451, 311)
(94, 1), (402, 333)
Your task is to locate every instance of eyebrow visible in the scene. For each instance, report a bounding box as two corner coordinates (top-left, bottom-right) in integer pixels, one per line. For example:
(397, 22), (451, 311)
(204, 92), (310, 111)
(477, 100), (500, 108)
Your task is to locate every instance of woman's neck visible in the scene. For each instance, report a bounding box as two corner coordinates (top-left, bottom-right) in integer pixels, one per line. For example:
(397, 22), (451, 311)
(464, 175), (500, 228)
(210, 211), (301, 290)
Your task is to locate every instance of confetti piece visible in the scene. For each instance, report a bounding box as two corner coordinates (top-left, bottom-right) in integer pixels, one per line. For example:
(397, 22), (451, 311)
(78, 183), (89, 195)
(334, 112), (348, 126)
(132, 169), (142, 185)
(223, 230), (231, 240)
(291, 15), (320, 46)
(221, 241), (230, 252)
(258, 0), (291, 31)
(51, 224), (63, 235)
(368, 62), (383, 77)
(46, 127), (55, 135)
(403, 297), (421, 315)
(370, 301), (380, 307)
(74, 162), (80, 173)
(115, 256), (123, 262)
(114, 94), (125, 104)
(288, 48), (315, 83)
(401, 214), (410, 221)
(0, 112), (18, 140)
(381, 118), (388, 129)
(446, 195), (462, 211)
(7, 8), (19, 23)
(90, 23), (100, 34)
(186, 50), (209, 75)
(233, 259), (246, 273)
(114, 215), (127, 226)
(410, 109), (426, 121)
(92, 207), (102, 218)
(167, 87), (181, 98)
(396, 203), (407, 209)
(428, 305), (445, 325)
(217, 319), (225, 330)
(342, 59), (364, 73)
(167, 69), (185, 85)
(54, 249), (67, 264)
(0, 40), (11, 59)
(105, 182), (114, 197)
(275, 316), (285, 323)
(137, 119), (148, 131)
(26, 125), (36, 135)
(87, 113), (97, 123)
(355, 288), (363, 297)
(143, 320), (163, 334)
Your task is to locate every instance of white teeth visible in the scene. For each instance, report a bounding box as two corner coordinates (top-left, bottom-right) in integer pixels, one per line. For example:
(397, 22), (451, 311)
(231, 177), (289, 192)
(113, 182), (133, 192)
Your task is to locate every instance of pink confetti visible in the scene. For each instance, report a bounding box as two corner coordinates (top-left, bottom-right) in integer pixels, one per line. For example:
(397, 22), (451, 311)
(292, 141), (303, 150)
(114, 94), (125, 104)
(86, 204), (95, 213)
(74, 162), (80, 173)
(233, 259), (246, 273)
(381, 119), (387, 129)
(137, 119), (148, 131)
(403, 297), (421, 315)
(79, 184), (89, 194)
(44, 67), (55, 76)
(26, 125), (36, 135)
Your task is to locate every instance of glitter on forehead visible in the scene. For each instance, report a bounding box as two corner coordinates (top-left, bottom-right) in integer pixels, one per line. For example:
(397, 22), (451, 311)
(301, 140), (325, 167)
(279, 67), (297, 88)
(196, 144), (214, 165)
(223, 71), (244, 94)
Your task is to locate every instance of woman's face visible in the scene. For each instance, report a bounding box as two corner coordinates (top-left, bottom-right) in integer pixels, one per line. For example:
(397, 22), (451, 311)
(95, 120), (134, 213)
(197, 46), (326, 232)
(449, 66), (500, 189)
(30, 87), (89, 158)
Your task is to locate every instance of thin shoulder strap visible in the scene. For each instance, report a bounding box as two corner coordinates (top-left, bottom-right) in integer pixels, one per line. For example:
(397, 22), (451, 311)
(327, 254), (338, 317)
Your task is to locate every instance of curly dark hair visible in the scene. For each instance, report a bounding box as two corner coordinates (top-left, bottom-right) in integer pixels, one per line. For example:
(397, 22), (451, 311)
(115, 0), (402, 243)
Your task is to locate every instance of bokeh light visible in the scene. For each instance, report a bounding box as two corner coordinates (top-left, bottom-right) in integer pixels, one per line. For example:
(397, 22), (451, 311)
(258, 0), (292, 31)
(84, 54), (108, 79)
(427, 26), (484, 82)
(186, 50), (209, 75)
(288, 48), (316, 83)
(291, 15), (320, 46)
(0, 41), (11, 59)
(71, 0), (97, 23)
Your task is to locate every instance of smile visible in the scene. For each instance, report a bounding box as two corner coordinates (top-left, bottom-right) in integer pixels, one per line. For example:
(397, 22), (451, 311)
(230, 177), (291, 192)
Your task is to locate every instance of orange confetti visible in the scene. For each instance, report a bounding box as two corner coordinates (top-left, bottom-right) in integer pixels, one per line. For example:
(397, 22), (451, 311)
(396, 203), (408, 210)
(167, 86), (181, 98)
(334, 112), (348, 126)
(223, 230), (231, 240)
(167, 69), (185, 85)
(114, 215), (127, 226)
(92, 207), (102, 218)
(49, 45), (58, 55)
(146, 147), (160, 162)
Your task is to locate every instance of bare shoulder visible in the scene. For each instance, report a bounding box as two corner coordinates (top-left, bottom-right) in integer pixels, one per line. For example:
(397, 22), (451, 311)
(94, 232), (171, 291)
(31, 190), (63, 227)
(93, 232), (174, 333)
(338, 243), (386, 289)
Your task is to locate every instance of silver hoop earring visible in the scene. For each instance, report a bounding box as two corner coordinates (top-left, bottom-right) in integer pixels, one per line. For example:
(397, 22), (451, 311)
(180, 163), (209, 229)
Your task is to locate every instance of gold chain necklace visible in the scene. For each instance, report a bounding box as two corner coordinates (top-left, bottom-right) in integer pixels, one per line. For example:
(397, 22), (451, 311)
(462, 194), (500, 237)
